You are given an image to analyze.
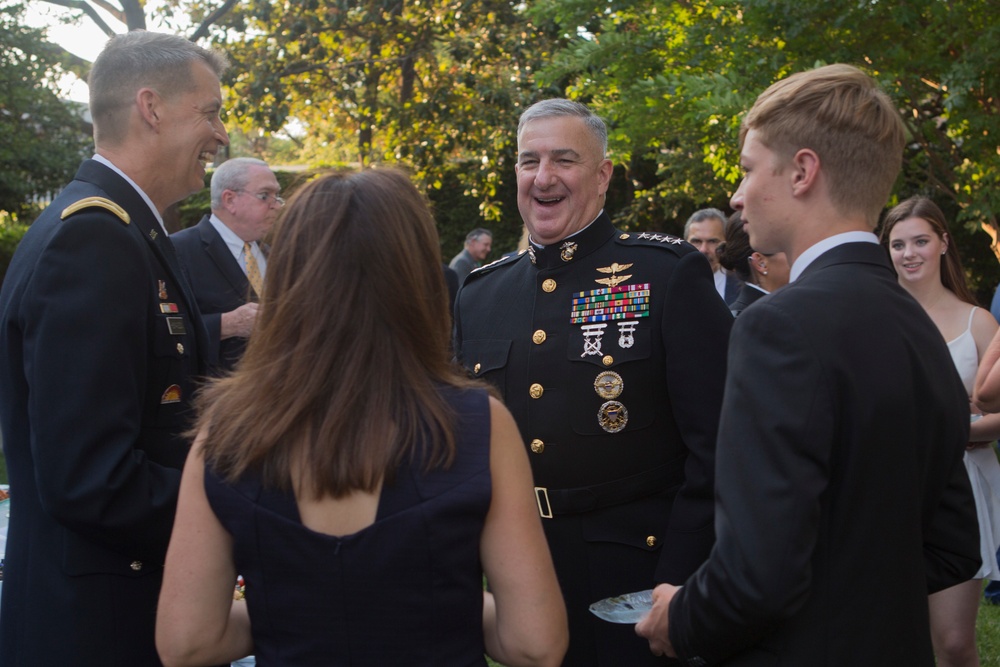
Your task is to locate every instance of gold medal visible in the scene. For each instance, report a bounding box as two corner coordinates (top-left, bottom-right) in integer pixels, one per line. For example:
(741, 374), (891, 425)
(598, 400), (628, 433)
(594, 371), (623, 400)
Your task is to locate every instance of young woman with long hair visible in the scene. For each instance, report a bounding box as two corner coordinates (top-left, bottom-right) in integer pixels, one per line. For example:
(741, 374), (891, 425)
(155, 169), (567, 667)
(882, 195), (1000, 667)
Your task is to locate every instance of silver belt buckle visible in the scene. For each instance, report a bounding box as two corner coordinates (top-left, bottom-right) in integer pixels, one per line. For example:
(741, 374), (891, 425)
(534, 486), (553, 519)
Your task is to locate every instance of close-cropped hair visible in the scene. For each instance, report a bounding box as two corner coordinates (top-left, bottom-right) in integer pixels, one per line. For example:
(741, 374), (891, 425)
(210, 157), (270, 209)
(717, 211), (754, 284)
(683, 207), (727, 240)
(518, 98), (608, 157)
(740, 63), (905, 227)
(89, 31), (229, 146)
(879, 196), (977, 306)
(195, 168), (481, 498)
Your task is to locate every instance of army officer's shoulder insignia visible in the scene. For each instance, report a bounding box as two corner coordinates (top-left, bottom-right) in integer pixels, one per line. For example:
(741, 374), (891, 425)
(615, 231), (692, 257)
(60, 197), (131, 225)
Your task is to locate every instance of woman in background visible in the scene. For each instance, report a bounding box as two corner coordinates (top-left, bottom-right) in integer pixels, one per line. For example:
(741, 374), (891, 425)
(155, 169), (568, 667)
(717, 211), (790, 316)
(882, 195), (1000, 667)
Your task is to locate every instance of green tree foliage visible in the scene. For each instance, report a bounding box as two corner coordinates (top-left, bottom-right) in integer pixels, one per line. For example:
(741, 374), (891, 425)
(0, 2), (91, 218)
(200, 0), (561, 223)
(529, 0), (1000, 295)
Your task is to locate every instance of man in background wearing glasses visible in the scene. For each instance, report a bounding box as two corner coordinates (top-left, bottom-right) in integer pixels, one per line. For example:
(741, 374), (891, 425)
(173, 157), (281, 373)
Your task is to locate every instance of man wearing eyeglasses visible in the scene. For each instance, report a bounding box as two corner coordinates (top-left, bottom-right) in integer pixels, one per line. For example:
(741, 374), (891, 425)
(172, 157), (281, 373)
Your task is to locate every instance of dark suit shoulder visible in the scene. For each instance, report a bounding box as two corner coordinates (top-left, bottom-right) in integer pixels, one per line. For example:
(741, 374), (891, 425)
(614, 231), (694, 257)
(169, 225), (198, 242)
(463, 249), (529, 284)
(170, 215), (212, 246)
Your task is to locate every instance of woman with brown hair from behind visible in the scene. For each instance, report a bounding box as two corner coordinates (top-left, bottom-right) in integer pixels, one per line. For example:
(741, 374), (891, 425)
(155, 168), (568, 667)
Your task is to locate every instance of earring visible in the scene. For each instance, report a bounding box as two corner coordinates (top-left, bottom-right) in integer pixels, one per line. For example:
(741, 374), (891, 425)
(763, 270), (768, 275)
(941, 250), (947, 255)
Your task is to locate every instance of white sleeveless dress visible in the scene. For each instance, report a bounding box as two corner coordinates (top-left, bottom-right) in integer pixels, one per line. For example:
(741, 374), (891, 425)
(948, 306), (1000, 580)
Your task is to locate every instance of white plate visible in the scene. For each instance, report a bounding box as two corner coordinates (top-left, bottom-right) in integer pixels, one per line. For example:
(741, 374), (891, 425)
(588, 589), (653, 623)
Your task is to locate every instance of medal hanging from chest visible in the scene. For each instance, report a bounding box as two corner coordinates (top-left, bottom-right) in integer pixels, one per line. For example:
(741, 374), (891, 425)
(568, 262), (652, 433)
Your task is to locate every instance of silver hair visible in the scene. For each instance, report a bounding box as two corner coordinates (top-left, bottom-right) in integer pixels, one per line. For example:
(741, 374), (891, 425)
(89, 31), (229, 145)
(465, 227), (493, 243)
(517, 99), (608, 157)
(684, 208), (728, 239)
(210, 157), (271, 209)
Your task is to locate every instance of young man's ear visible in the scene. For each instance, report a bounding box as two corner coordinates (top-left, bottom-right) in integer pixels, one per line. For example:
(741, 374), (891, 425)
(790, 148), (820, 196)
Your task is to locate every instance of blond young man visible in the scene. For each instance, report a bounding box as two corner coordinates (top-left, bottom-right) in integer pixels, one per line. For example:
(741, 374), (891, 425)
(636, 64), (980, 666)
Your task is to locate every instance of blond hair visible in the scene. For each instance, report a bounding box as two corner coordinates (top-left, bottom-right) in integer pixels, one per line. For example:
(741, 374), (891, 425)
(741, 64), (905, 226)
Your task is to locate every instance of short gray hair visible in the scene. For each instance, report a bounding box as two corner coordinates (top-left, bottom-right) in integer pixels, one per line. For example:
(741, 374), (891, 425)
(465, 227), (492, 243)
(89, 31), (229, 145)
(517, 99), (608, 157)
(684, 208), (727, 239)
(210, 158), (271, 209)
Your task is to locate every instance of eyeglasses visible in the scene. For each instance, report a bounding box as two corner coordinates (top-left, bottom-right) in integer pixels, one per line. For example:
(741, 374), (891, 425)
(235, 190), (285, 207)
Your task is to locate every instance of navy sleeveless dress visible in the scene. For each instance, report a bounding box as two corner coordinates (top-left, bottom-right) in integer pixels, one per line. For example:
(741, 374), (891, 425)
(204, 387), (492, 666)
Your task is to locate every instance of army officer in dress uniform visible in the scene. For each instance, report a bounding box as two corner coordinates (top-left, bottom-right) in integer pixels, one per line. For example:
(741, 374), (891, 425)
(0, 32), (227, 666)
(453, 99), (733, 666)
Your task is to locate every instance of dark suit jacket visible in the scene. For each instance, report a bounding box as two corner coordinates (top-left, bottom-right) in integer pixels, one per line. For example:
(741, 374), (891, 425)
(449, 248), (477, 284)
(0, 159), (209, 665)
(668, 242), (980, 666)
(455, 214), (732, 666)
(172, 215), (258, 373)
(728, 283), (766, 316)
(443, 263), (459, 318)
(723, 271), (742, 306)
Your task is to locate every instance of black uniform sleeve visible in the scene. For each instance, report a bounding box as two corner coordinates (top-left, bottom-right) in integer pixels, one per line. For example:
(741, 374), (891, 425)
(655, 250), (733, 582)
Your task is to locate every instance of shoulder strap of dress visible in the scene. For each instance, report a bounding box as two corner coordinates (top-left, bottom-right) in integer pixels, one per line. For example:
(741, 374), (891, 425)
(966, 305), (978, 331)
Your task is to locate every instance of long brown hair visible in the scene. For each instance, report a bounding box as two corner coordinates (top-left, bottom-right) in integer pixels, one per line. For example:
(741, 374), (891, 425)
(195, 168), (479, 498)
(879, 195), (978, 306)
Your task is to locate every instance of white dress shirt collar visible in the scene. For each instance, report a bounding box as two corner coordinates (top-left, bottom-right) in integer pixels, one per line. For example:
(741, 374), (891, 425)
(209, 213), (267, 277)
(789, 231), (878, 282)
(713, 268), (727, 300)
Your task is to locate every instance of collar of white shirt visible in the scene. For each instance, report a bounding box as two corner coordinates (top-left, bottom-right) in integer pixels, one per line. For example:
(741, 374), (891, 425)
(713, 268), (727, 299)
(208, 213), (267, 277)
(789, 231), (878, 283)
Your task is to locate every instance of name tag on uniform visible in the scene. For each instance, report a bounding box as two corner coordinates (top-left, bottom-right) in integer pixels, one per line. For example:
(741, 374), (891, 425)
(166, 317), (187, 336)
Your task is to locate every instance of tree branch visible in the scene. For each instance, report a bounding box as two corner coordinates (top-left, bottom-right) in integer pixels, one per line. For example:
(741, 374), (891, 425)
(188, 0), (241, 42)
(38, 0), (119, 37)
(89, 0), (126, 24)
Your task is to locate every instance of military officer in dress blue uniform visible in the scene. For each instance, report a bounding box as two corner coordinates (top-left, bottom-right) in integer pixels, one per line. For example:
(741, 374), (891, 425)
(0, 32), (228, 666)
(453, 99), (733, 666)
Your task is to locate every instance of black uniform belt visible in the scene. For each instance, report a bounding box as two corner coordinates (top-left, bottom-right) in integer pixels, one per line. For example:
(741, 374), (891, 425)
(533, 462), (685, 519)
